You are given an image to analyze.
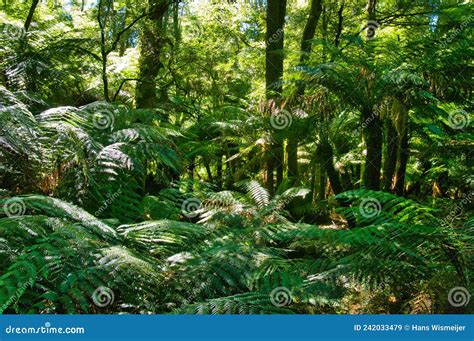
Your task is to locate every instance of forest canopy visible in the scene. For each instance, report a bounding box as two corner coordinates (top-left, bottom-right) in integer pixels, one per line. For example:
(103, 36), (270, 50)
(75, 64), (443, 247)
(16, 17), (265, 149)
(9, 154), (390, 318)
(0, 0), (472, 314)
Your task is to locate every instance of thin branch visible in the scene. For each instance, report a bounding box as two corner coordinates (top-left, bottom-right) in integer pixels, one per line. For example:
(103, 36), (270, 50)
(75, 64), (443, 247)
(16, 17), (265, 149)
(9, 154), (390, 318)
(106, 12), (148, 55)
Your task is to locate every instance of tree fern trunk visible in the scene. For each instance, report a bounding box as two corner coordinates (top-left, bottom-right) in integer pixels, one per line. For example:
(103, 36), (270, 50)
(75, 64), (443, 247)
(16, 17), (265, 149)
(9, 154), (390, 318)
(383, 118), (398, 192)
(394, 127), (409, 196)
(362, 110), (382, 190)
(319, 141), (343, 194)
(135, 0), (168, 108)
(265, 0), (287, 194)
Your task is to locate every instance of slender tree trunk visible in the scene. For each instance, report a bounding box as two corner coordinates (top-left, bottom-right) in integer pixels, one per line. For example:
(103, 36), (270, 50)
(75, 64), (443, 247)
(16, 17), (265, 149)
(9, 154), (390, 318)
(287, 0), (323, 181)
(367, 0), (377, 23)
(318, 169), (326, 200)
(287, 139), (298, 179)
(100, 53), (110, 102)
(361, 0), (382, 190)
(276, 144), (284, 188)
(296, 0), (323, 95)
(394, 127), (409, 196)
(97, 0), (110, 101)
(383, 118), (398, 192)
(216, 155), (223, 189)
(318, 140), (343, 195)
(362, 109), (382, 190)
(265, 0), (287, 193)
(264, 145), (275, 194)
(204, 158), (213, 182)
(310, 163), (317, 202)
(24, 0), (40, 31)
(334, 1), (344, 48)
(187, 157), (195, 192)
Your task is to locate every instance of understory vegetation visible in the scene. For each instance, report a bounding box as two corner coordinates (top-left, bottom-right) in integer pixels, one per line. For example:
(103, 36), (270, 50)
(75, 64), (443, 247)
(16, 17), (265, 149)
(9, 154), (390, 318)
(0, 0), (472, 314)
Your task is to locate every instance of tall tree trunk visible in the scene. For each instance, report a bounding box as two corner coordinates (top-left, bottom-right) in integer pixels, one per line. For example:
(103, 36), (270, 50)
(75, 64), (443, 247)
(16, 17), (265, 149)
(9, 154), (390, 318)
(296, 0), (323, 96)
(361, 0), (382, 190)
(334, 1), (344, 48)
(97, 0), (111, 101)
(135, 0), (169, 108)
(394, 127), (409, 196)
(383, 118), (398, 192)
(362, 109), (382, 190)
(265, 0), (287, 193)
(287, 0), (323, 181)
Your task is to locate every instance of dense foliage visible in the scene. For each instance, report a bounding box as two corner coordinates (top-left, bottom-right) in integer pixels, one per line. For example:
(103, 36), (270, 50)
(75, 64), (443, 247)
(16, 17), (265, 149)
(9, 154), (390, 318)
(0, 0), (472, 314)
